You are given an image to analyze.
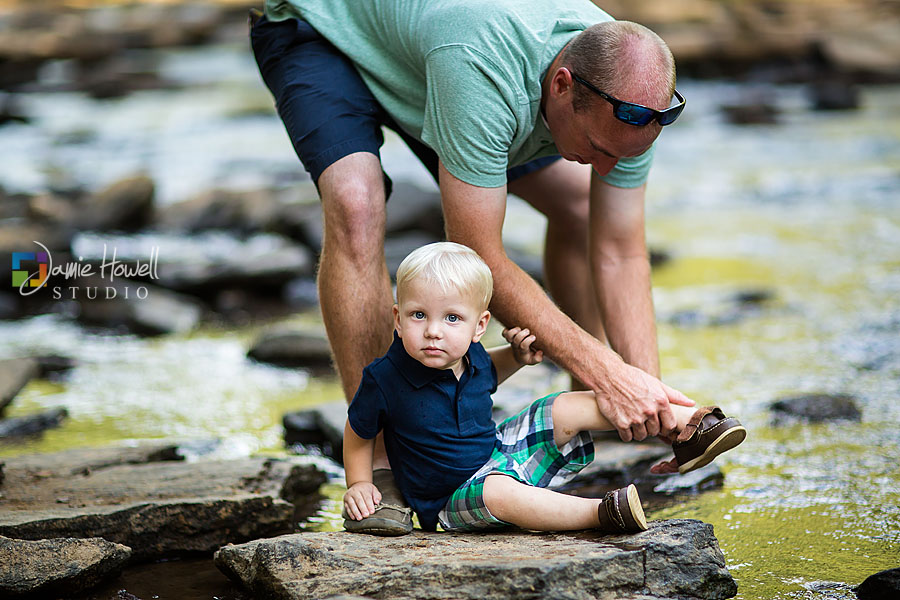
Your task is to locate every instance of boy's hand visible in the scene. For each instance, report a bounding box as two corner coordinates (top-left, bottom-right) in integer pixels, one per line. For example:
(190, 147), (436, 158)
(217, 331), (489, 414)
(503, 327), (543, 366)
(343, 482), (382, 521)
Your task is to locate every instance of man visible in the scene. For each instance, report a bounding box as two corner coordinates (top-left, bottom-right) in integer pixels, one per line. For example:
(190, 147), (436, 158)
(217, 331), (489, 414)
(251, 0), (693, 534)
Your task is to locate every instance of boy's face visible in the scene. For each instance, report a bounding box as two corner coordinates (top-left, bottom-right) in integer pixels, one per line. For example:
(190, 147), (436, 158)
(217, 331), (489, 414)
(393, 277), (490, 378)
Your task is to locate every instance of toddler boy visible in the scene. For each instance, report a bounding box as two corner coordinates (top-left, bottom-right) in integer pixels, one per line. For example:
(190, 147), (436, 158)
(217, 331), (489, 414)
(343, 242), (745, 534)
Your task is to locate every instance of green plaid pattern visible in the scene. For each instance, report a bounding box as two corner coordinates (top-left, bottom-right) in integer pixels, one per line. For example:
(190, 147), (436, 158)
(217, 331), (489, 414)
(437, 393), (594, 531)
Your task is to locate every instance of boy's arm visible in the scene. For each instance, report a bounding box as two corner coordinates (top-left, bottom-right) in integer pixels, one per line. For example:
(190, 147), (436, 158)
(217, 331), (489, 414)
(488, 327), (543, 385)
(343, 419), (382, 520)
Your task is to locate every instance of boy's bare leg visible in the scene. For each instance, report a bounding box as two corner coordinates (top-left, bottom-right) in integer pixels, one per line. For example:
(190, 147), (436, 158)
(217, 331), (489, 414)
(551, 391), (695, 449)
(482, 474), (603, 530)
(317, 152), (395, 468)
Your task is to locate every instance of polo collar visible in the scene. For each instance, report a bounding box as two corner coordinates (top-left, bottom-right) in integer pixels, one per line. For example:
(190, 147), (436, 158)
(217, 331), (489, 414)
(386, 332), (490, 389)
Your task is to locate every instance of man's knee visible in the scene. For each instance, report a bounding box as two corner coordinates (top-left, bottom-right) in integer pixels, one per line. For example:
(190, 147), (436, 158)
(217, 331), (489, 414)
(320, 165), (387, 256)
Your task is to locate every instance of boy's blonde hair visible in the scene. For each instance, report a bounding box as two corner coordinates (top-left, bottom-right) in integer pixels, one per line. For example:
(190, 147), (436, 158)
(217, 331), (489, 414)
(395, 242), (493, 310)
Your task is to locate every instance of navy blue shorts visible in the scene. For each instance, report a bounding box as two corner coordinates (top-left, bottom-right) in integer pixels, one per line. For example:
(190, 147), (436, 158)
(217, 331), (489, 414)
(250, 16), (560, 194)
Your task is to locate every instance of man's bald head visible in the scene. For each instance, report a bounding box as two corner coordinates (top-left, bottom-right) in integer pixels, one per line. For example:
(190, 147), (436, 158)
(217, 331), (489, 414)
(564, 21), (676, 114)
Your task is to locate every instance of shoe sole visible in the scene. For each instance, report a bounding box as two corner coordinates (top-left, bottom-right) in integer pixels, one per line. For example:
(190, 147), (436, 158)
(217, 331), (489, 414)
(343, 518), (412, 536)
(625, 484), (648, 531)
(678, 425), (747, 474)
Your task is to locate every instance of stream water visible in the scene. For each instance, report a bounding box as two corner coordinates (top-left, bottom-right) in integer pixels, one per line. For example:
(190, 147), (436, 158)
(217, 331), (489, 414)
(1, 32), (898, 600)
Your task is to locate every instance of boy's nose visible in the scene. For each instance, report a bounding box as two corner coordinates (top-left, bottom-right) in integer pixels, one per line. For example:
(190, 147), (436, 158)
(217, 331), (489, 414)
(424, 321), (442, 338)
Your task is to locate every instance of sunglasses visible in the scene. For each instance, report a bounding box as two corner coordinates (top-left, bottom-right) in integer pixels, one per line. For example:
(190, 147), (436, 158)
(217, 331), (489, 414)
(571, 73), (685, 126)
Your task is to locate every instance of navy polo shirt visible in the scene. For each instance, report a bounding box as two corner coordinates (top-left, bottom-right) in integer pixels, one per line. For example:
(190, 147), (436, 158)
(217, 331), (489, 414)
(348, 332), (498, 530)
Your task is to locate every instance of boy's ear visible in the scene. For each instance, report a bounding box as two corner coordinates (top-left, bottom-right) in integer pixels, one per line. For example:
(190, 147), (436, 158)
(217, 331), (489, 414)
(471, 310), (491, 343)
(392, 304), (401, 336)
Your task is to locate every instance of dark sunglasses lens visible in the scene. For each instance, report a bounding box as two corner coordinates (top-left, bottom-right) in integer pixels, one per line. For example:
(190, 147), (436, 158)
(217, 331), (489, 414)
(616, 104), (655, 126)
(657, 103), (685, 126)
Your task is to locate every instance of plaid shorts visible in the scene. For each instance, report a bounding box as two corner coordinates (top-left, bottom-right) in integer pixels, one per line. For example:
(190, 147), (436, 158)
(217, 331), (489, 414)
(437, 393), (594, 531)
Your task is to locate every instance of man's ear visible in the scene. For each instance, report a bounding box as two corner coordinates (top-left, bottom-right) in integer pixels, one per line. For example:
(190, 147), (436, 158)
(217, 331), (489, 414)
(392, 304), (401, 337)
(552, 67), (575, 98)
(471, 310), (491, 343)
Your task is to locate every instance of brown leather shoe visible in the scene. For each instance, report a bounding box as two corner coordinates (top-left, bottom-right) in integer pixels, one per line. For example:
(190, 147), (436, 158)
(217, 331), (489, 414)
(342, 468), (413, 536)
(597, 484), (648, 533)
(673, 406), (747, 474)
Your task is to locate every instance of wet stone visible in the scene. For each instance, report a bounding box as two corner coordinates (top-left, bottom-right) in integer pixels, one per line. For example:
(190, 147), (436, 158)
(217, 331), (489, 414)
(0, 406), (68, 439)
(247, 329), (333, 370)
(0, 444), (327, 561)
(77, 174), (155, 232)
(855, 567), (900, 600)
(770, 393), (862, 424)
(214, 520), (737, 600)
(0, 535), (132, 598)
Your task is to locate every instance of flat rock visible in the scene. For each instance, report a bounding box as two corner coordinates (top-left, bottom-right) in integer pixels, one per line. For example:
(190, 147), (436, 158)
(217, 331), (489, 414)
(0, 357), (39, 414)
(0, 444), (326, 561)
(0, 535), (131, 598)
(770, 393), (862, 424)
(214, 519), (737, 600)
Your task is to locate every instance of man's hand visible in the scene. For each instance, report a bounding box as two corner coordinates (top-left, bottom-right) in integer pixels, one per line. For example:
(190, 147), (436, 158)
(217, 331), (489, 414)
(343, 482), (382, 520)
(502, 327), (543, 366)
(599, 362), (695, 442)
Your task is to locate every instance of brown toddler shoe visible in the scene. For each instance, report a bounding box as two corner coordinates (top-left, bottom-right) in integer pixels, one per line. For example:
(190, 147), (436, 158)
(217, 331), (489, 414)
(342, 468), (413, 536)
(673, 406), (746, 474)
(597, 484), (648, 533)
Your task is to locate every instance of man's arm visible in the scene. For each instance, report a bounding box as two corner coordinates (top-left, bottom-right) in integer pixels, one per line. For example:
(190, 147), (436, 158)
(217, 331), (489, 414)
(589, 176), (659, 377)
(439, 162), (692, 442)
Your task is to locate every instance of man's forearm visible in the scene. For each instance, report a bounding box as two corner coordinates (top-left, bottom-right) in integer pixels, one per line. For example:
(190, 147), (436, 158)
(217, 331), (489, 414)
(595, 254), (660, 377)
(485, 252), (624, 394)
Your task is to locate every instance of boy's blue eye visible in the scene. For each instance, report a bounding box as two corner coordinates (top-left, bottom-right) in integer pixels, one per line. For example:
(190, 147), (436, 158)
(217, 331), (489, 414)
(413, 311), (425, 319)
(446, 314), (459, 323)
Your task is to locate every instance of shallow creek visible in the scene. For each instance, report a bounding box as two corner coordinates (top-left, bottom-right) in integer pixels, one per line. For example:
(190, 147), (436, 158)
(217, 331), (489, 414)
(0, 36), (898, 599)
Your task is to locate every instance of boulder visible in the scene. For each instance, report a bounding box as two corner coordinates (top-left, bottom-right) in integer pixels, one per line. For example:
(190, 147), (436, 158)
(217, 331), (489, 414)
(0, 535), (131, 598)
(0, 407), (68, 439)
(77, 175), (155, 232)
(0, 358), (39, 414)
(283, 401), (346, 461)
(214, 519), (737, 600)
(247, 330), (333, 370)
(855, 567), (900, 600)
(770, 393), (862, 424)
(0, 444), (326, 561)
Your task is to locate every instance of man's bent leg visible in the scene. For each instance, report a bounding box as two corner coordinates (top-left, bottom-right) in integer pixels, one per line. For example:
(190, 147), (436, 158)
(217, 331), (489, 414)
(508, 161), (603, 389)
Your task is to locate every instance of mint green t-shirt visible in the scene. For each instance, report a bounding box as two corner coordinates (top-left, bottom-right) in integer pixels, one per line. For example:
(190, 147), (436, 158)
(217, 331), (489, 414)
(264, 0), (654, 188)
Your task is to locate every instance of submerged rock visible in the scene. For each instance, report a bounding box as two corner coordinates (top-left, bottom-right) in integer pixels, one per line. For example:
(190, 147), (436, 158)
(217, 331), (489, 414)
(0, 535), (131, 598)
(855, 567), (900, 600)
(0, 444), (326, 561)
(0, 358), (39, 414)
(770, 393), (862, 424)
(0, 406), (68, 439)
(214, 519), (737, 600)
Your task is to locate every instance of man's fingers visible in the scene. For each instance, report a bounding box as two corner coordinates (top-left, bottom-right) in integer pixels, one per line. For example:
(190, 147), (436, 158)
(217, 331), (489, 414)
(630, 422), (648, 441)
(644, 414), (661, 438)
(665, 383), (695, 407)
(658, 404), (678, 438)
